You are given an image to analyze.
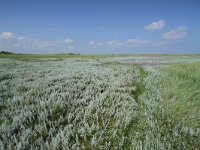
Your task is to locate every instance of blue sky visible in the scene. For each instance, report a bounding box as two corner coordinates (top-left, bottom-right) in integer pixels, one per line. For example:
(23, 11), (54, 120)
(0, 0), (200, 54)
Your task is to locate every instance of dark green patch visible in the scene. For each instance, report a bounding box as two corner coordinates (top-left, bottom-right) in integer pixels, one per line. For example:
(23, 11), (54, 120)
(17, 85), (29, 93)
(103, 61), (120, 65)
(0, 91), (13, 99)
(0, 103), (7, 125)
(138, 67), (148, 79)
(50, 106), (64, 121)
(132, 66), (147, 101)
(0, 104), (7, 116)
(123, 117), (139, 149)
(0, 74), (15, 81)
(132, 83), (145, 102)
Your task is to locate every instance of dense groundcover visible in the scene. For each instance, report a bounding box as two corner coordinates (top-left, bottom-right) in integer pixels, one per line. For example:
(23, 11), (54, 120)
(0, 58), (199, 149)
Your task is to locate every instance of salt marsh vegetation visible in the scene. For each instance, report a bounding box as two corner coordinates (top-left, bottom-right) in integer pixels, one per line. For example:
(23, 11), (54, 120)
(0, 59), (140, 149)
(0, 56), (200, 149)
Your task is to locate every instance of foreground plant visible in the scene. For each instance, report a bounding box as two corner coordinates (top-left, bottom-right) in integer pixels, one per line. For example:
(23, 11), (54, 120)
(0, 59), (139, 149)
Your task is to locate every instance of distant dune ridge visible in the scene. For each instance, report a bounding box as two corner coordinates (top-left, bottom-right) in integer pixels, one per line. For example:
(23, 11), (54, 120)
(0, 51), (81, 55)
(0, 51), (15, 54)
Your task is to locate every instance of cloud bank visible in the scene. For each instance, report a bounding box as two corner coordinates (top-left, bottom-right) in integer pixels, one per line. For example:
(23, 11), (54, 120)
(0, 32), (75, 53)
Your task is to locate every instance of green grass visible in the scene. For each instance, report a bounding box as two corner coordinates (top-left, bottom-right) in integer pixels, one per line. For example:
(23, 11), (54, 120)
(0, 54), (92, 61)
(1, 53), (200, 61)
(126, 64), (200, 149)
(0, 53), (133, 61)
(103, 61), (121, 65)
(159, 62), (200, 128)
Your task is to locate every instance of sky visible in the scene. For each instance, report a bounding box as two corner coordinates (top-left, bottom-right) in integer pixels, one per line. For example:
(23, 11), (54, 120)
(0, 0), (200, 54)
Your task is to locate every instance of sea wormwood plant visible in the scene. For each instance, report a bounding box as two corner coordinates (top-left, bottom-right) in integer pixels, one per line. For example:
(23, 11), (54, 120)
(0, 59), (140, 149)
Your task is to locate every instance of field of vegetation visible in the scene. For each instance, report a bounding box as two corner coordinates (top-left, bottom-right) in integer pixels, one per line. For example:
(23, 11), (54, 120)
(0, 54), (200, 149)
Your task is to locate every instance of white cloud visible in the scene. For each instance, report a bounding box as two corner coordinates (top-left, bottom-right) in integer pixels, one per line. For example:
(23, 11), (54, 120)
(64, 38), (74, 44)
(107, 40), (124, 47)
(88, 41), (103, 47)
(0, 32), (76, 53)
(89, 41), (95, 45)
(106, 39), (151, 47)
(17, 36), (25, 40)
(0, 32), (15, 40)
(162, 26), (187, 39)
(145, 20), (165, 30)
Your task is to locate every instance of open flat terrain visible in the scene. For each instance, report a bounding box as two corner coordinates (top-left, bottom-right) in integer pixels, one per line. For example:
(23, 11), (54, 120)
(0, 54), (200, 149)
